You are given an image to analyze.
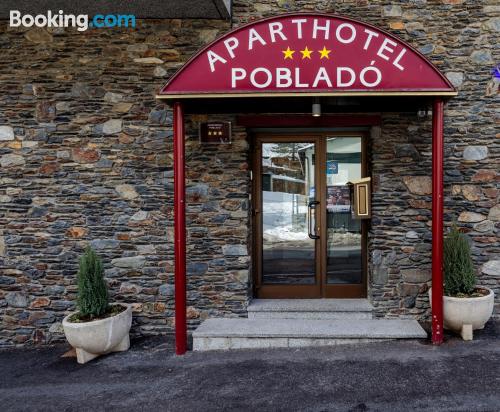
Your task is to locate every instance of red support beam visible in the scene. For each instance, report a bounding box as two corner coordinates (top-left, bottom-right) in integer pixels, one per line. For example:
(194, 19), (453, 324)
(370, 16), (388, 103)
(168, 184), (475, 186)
(431, 98), (444, 345)
(173, 102), (187, 355)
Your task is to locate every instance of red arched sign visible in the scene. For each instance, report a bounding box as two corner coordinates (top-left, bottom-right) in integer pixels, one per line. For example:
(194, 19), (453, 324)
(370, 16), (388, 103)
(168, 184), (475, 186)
(158, 13), (456, 99)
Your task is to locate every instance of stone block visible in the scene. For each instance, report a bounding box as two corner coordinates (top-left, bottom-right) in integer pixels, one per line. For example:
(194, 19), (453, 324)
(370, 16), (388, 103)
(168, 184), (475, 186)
(488, 204), (500, 221)
(198, 29), (219, 43)
(463, 146), (488, 161)
(137, 244), (155, 254)
(220, 199), (241, 211)
(382, 5), (403, 17)
(30, 297), (50, 308)
(36, 101), (56, 122)
(134, 57), (164, 64)
(473, 220), (494, 232)
(113, 103), (134, 113)
(0, 126), (14, 141)
(187, 262), (209, 275)
(6, 292), (28, 308)
(231, 270), (249, 283)
(470, 50), (493, 64)
(254, 3), (273, 12)
(158, 284), (174, 296)
(39, 162), (60, 175)
(401, 268), (431, 283)
(0, 276), (14, 285)
(111, 256), (146, 269)
(159, 49), (180, 61)
(55, 102), (70, 112)
(462, 185), (481, 201)
(405, 22), (425, 36)
(119, 283), (142, 294)
(372, 267), (388, 285)
(153, 67), (167, 77)
(458, 211), (486, 223)
(49, 322), (63, 334)
(25, 28), (53, 43)
(148, 108), (169, 125)
(394, 144), (420, 160)
(398, 283), (421, 296)
(72, 148), (100, 163)
(471, 170), (496, 182)
(67, 227), (87, 238)
(405, 230), (419, 239)
(115, 184), (139, 200)
(102, 119), (123, 135)
(104, 92), (123, 103)
(51, 300), (74, 310)
(187, 306), (201, 319)
(46, 285), (65, 295)
(445, 71), (464, 87)
(389, 22), (405, 30)
(483, 17), (500, 31)
(90, 239), (120, 250)
(186, 184), (209, 202)
(481, 260), (500, 277)
(402, 176), (431, 195)
(419, 44), (434, 55)
(0, 154), (25, 168)
(222, 244), (247, 256)
(130, 210), (149, 221)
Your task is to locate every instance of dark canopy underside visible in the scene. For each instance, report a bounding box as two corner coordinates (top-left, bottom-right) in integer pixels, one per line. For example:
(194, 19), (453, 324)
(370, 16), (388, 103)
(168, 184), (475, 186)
(176, 95), (441, 114)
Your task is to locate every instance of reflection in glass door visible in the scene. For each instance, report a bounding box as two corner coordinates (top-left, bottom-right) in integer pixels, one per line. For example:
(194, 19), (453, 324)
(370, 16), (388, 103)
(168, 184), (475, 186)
(253, 133), (367, 299)
(261, 141), (316, 285)
(325, 137), (363, 286)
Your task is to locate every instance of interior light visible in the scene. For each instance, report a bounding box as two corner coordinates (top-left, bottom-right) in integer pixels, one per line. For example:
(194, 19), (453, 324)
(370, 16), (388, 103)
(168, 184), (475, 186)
(312, 97), (321, 117)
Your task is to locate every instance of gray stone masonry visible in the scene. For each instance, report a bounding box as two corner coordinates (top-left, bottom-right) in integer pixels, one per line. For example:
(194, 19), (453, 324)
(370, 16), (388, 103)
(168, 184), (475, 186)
(0, 1), (499, 346)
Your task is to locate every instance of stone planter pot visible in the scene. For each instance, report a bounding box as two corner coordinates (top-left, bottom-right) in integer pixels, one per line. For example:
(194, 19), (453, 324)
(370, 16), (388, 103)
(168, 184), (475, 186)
(62, 303), (132, 364)
(429, 287), (494, 341)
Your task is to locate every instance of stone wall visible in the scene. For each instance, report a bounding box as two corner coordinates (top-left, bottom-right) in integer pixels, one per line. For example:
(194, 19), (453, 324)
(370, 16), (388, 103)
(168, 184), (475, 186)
(231, 1), (499, 317)
(1, 1), (499, 346)
(369, 115), (437, 319)
(0, 18), (252, 347)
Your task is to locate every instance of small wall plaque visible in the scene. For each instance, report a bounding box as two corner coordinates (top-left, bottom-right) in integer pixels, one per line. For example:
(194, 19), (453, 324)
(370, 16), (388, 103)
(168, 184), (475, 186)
(199, 122), (231, 144)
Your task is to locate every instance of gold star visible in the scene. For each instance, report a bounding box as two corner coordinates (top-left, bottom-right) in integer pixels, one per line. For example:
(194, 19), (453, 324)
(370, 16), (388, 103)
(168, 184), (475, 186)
(300, 46), (313, 59)
(282, 46), (295, 60)
(318, 46), (331, 59)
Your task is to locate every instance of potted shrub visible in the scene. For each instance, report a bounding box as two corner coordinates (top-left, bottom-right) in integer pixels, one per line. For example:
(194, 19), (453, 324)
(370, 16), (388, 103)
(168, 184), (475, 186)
(430, 225), (494, 340)
(62, 246), (132, 364)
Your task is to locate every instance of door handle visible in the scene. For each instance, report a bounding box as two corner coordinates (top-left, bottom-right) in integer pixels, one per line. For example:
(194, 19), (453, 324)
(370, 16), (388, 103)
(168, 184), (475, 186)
(308, 200), (320, 239)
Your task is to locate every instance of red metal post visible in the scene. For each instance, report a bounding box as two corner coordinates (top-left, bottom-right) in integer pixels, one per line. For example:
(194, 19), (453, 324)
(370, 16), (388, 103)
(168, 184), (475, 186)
(173, 102), (187, 355)
(431, 98), (444, 345)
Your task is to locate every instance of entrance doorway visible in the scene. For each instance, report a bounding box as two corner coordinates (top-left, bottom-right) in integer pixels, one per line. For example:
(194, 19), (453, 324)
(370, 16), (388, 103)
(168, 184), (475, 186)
(252, 132), (368, 298)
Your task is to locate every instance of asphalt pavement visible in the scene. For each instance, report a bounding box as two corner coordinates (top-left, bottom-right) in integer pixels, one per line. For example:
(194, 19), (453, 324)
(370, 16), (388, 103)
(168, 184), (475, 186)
(0, 321), (499, 412)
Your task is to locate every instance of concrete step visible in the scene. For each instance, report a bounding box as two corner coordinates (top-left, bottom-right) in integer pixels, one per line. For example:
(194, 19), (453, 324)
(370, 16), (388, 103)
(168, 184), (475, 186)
(193, 318), (428, 351)
(247, 299), (374, 320)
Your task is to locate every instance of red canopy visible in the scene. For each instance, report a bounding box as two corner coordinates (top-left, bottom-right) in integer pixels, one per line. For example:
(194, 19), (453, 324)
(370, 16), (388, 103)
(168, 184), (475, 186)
(158, 13), (456, 99)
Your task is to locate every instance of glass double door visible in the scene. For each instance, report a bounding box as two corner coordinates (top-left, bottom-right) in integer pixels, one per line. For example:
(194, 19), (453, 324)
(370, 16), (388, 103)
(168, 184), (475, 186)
(253, 133), (367, 299)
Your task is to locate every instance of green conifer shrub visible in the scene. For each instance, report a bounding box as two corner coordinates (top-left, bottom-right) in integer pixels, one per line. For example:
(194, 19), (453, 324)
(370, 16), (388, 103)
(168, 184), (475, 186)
(77, 246), (109, 318)
(443, 225), (476, 296)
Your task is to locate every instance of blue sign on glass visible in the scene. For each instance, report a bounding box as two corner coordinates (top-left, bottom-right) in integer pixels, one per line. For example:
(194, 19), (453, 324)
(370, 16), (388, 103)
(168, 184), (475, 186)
(327, 161), (339, 175)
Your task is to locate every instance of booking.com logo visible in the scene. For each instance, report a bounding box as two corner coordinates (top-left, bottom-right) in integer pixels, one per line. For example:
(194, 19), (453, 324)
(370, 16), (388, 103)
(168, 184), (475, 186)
(9, 10), (136, 32)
